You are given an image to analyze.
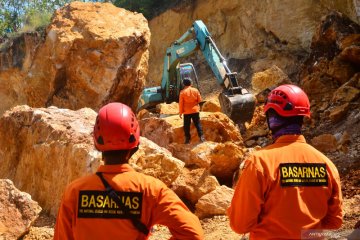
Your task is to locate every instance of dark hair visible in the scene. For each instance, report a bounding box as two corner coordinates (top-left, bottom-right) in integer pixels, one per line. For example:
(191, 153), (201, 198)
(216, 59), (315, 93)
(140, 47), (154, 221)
(183, 78), (192, 86)
(266, 108), (304, 125)
(102, 147), (138, 165)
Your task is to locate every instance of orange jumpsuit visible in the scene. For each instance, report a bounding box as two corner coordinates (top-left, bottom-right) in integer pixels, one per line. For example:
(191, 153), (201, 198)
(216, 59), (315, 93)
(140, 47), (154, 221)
(227, 135), (342, 240)
(179, 86), (201, 115)
(54, 164), (204, 240)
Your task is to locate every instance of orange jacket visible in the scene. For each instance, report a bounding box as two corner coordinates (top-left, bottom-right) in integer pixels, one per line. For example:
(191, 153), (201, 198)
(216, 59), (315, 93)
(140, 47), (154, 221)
(227, 135), (342, 240)
(179, 86), (201, 115)
(54, 164), (204, 240)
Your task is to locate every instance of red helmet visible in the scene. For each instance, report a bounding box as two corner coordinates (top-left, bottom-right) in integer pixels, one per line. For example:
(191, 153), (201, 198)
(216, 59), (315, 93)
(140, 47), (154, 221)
(264, 84), (311, 117)
(93, 103), (140, 151)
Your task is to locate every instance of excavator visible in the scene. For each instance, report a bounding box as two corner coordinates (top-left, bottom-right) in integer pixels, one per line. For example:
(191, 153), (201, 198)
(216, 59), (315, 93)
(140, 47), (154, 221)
(138, 20), (256, 125)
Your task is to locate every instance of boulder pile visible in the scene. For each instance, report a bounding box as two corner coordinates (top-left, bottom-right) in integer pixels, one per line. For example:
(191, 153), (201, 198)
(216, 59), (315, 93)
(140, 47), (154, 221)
(0, 2), (150, 115)
(300, 11), (360, 126)
(0, 104), (244, 220)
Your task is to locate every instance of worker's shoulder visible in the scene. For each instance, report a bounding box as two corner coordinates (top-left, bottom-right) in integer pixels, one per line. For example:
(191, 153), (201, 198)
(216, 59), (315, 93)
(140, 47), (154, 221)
(66, 174), (97, 189)
(251, 140), (323, 160)
(130, 172), (174, 199)
(243, 144), (287, 171)
(253, 141), (339, 170)
(181, 86), (199, 92)
(246, 144), (275, 160)
(181, 86), (191, 92)
(297, 142), (339, 167)
(240, 151), (267, 173)
(61, 174), (97, 196)
(128, 171), (168, 189)
(179, 88), (188, 96)
(190, 86), (200, 93)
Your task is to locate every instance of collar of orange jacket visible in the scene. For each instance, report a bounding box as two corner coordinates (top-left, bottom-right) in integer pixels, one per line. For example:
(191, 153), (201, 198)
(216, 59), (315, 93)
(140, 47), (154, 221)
(97, 164), (134, 173)
(274, 135), (306, 144)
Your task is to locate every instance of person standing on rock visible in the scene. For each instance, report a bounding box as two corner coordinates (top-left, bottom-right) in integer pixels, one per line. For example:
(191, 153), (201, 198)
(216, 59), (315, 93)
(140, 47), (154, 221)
(179, 77), (205, 144)
(54, 102), (204, 239)
(227, 84), (343, 239)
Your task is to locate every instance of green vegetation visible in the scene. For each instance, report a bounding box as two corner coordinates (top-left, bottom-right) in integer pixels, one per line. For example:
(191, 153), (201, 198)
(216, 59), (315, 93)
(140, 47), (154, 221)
(0, 0), (71, 38)
(0, 0), (179, 39)
(114, 0), (178, 19)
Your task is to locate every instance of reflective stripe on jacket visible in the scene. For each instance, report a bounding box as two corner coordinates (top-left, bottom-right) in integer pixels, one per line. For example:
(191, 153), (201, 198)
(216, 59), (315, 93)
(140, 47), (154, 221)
(227, 135), (342, 240)
(179, 86), (201, 115)
(54, 164), (204, 240)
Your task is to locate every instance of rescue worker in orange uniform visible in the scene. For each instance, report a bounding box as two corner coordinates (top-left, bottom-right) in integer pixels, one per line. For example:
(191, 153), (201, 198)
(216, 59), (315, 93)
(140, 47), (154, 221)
(179, 78), (205, 144)
(227, 84), (342, 239)
(54, 102), (204, 240)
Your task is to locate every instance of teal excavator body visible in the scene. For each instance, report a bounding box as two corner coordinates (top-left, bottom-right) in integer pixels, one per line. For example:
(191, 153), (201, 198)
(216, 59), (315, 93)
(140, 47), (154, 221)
(138, 20), (256, 125)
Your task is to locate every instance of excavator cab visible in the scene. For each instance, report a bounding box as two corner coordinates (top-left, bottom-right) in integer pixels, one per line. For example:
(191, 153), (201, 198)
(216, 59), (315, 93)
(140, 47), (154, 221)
(178, 63), (200, 91)
(167, 63), (200, 103)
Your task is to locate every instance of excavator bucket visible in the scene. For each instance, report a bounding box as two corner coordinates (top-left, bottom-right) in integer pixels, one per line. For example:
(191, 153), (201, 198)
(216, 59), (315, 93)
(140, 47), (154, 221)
(219, 91), (256, 125)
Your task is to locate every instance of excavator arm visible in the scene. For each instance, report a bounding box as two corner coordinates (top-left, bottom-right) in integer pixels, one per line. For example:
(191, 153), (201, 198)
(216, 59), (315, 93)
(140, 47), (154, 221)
(191, 21), (256, 124)
(138, 20), (256, 125)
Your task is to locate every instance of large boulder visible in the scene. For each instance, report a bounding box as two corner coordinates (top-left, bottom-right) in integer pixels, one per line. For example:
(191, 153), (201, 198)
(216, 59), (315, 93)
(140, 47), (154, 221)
(251, 65), (291, 94)
(332, 81), (360, 104)
(167, 143), (193, 164)
(140, 112), (242, 148)
(0, 2), (150, 115)
(139, 117), (175, 148)
(130, 137), (185, 186)
(328, 103), (351, 123)
(0, 105), (101, 216)
(189, 142), (245, 184)
(171, 168), (220, 205)
(195, 185), (234, 219)
(0, 179), (42, 239)
(0, 32), (41, 116)
(311, 134), (338, 152)
(167, 141), (246, 185)
(156, 102), (179, 115)
(201, 98), (221, 113)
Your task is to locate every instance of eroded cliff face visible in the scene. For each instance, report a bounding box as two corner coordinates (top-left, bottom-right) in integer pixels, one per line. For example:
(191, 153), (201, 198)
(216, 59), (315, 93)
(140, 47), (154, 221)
(147, 0), (358, 87)
(0, 2), (150, 115)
